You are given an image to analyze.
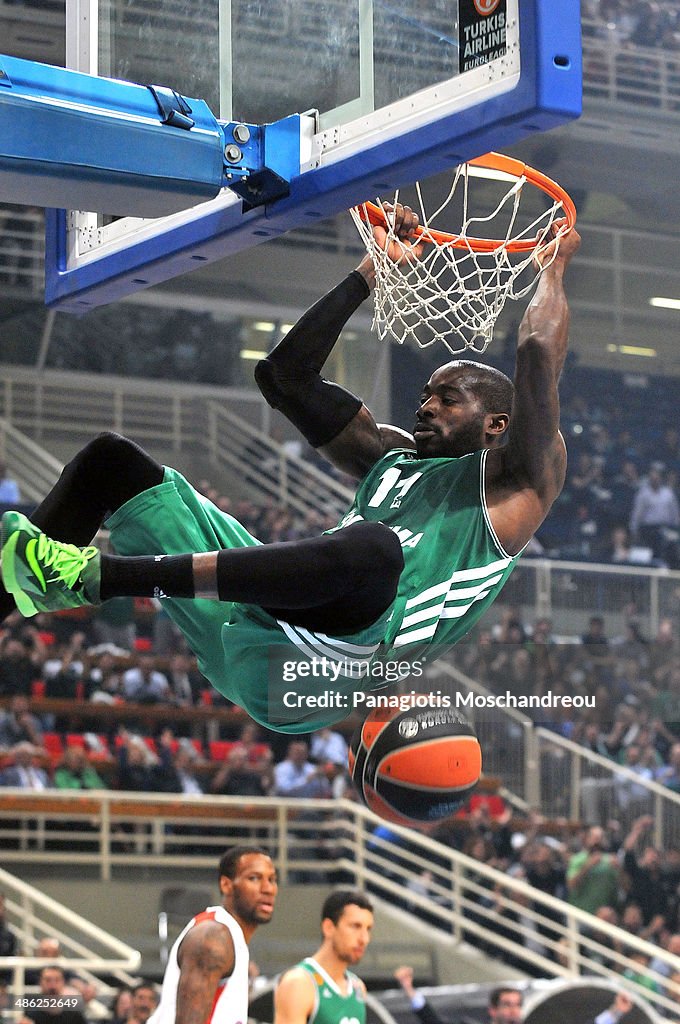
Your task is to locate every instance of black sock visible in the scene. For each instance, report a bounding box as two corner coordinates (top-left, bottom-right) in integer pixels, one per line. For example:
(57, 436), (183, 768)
(100, 554), (195, 601)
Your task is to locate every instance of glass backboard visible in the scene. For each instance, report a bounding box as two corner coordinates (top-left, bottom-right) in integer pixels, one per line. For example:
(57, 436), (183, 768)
(43, 0), (581, 311)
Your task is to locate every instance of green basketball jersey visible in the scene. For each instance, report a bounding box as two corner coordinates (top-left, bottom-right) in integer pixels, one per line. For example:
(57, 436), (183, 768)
(298, 958), (366, 1024)
(333, 446), (522, 660)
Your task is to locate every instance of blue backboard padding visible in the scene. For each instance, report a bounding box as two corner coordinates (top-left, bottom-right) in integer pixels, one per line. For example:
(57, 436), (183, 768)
(0, 54), (225, 216)
(45, 0), (581, 312)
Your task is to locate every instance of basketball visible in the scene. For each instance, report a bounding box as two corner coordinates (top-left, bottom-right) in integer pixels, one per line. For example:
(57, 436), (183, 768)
(348, 699), (482, 828)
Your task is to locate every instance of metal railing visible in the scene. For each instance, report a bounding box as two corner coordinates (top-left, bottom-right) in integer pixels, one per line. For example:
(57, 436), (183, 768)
(431, 661), (680, 851)
(536, 727), (680, 845)
(582, 15), (680, 112)
(0, 206), (45, 299)
(206, 402), (353, 520)
(0, 866), (141, 1000)
(0, 366), (353, 516)
(0, 416), (63, 504)
(1, 790), (680, 1017)
(495, 555), (680, 640)
(0, 366), (266, 447)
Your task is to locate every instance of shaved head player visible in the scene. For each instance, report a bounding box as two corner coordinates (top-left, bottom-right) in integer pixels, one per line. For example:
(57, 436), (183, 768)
(0, 211), (580, 734)
(148, 847), (277, 1024)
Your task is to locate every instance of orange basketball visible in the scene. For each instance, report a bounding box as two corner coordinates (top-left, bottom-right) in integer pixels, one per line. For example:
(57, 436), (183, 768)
(349, 699), (481, 827)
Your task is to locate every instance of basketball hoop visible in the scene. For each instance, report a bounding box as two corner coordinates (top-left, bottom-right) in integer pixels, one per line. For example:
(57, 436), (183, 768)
(350, 152), (576, 356)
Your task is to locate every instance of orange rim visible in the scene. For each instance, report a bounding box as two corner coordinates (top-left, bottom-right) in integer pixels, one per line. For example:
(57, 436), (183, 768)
(356, 151), (577, 254)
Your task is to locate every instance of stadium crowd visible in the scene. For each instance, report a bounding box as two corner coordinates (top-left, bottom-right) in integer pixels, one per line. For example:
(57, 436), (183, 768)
(2, 369), (680, 996)
(583, 0), (680, 50)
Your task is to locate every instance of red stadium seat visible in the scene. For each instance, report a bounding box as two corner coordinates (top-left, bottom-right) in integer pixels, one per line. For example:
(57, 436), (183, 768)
(209, 741), (237, 762)
(43, 732), (64, 761)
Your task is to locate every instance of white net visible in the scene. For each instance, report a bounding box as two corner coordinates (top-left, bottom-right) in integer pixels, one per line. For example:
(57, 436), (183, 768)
(350, 159), (569, 356)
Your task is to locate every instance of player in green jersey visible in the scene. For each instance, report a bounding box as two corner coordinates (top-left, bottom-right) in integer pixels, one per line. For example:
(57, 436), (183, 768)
(0, 209), (580, 732)
(273, 890), (372, 1024)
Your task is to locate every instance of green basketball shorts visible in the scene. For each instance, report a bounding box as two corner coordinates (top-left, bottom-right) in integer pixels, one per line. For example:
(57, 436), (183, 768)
(106, 467), (392, 733)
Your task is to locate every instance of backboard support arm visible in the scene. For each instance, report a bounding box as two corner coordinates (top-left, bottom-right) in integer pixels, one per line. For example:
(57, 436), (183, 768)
(0, 53), (302, 217)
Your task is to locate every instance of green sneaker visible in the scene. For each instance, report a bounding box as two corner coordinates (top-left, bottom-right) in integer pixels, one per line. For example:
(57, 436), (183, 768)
(1, 511), (101, 618)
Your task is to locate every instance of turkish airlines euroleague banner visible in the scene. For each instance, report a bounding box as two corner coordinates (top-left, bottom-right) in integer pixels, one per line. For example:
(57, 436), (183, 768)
(458, 0), (507, 73)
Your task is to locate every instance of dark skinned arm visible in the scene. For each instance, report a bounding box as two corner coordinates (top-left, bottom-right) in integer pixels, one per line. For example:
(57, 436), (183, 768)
(256, 206), (421, 481)
(175, 920), (234, 1024)
(486, 221), (581, 554)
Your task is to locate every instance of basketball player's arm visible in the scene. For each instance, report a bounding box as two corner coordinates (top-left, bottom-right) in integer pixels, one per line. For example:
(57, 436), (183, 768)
(488, 221), (581, 554)
(273, 967), (315, 1024)
(175, 921), (234, 1024)
(255, 207), (419, 481)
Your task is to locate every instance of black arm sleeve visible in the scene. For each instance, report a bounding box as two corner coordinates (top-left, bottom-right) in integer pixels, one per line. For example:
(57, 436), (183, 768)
(254, 270), (370, 448)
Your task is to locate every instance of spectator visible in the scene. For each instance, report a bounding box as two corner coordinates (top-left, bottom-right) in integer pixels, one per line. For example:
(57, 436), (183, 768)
(0, 742), (50, 789)
(0, 695), (43, 750)
(609, 459), (642, 527)
(165, 653), (198, 706)
(567, 826), (620, 915)
(210, 746), (270, 798)
(613, 745), (654, 818)
(122, 654), (170, 703)
(581, 616), (610, 653)
(233, 722), (272, 769)
(273, 741), (331, 799)
(622, 816), (668, 928)
(394, 965), (522, 1023)
(522, 841), (567, 947)
(630, 462), (680, 566)
(127, 984), (158, 1024)
(656, 742), (680, 790)
(594, 993), (634, 1024)
(24, 938), (74, 988)
(588, 905), (624, 971)
(652, 667), (680, 741)
(0, 461), (20, 505)
(116, 732), (160, 792)
(649, 618), (679, 684)
(0, 894), (17, 983)
(623, 948), (661, 994)
(650, 932), (680, 989)
(165, 744), (204, 797)
(42, 634), (87, 700)
(109, 987), (133, 1024)
(309, 727), (349, 767)
(90, 598), (136, 651)
(53, 747), (105, 790)
(22, 966), (88, 1024)
(0, 634), (42, 697)
(87, 651), (124, 704)
(71, 983), (109, 1022)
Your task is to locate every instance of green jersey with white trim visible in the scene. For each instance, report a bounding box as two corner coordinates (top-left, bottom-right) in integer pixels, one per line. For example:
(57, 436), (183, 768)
(298, 958), (366, 1024)
(333, 447), (521, 658)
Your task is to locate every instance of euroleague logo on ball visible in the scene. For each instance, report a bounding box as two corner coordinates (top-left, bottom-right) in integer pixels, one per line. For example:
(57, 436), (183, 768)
(473, 0), (501, 14)
(398, 718), (419, 740)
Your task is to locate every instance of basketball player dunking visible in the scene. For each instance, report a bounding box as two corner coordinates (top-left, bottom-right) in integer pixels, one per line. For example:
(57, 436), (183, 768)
(0, 211), (581, 734)
(274, 890), (373, 1024)
(148, 847), (277, 1024)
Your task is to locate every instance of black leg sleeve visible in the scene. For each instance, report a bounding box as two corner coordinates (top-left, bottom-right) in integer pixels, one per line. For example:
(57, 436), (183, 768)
(31, 432), (163, 543)
(220, 521), (404, 633)
(0, 433), (163, 624)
